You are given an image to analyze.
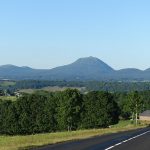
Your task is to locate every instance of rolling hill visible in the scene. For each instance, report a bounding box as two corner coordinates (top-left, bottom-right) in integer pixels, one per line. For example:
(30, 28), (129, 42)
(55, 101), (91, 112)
(0, 57), (149, 81)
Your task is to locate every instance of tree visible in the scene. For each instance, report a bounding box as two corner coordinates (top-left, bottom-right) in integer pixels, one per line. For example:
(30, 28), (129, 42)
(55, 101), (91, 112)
(116, 93), (131, 120)
(0, 100), (18, 135)
(128, 91), (143, 125)
(81, 91), (119, 129)
(56, 89), (83, 131)
(0, 89), (5, 96)
(16, 91), (57, 134)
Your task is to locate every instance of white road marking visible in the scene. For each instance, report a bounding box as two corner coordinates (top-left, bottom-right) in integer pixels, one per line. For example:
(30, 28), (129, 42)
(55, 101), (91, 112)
(105, 130), (150, 150)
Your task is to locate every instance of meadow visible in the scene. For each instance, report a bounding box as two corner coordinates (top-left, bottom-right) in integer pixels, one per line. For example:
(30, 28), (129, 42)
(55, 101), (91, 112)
(0, 96), (16, 101)
(19, 86), (86, 94)
(0, 81), (16, 87)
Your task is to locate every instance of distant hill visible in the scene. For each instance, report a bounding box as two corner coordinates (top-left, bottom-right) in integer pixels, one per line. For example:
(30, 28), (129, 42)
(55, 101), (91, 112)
(0, 64), (45, 80)
(0, 57), (150, 81)
(44, 56), (115, 80)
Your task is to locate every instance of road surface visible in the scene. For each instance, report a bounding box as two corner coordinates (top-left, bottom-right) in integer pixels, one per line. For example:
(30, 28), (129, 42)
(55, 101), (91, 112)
(33, 127), (150, 150)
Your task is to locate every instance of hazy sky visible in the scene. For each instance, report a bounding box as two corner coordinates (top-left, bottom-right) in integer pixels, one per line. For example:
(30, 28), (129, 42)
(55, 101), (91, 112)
(0, 0), (150, 70)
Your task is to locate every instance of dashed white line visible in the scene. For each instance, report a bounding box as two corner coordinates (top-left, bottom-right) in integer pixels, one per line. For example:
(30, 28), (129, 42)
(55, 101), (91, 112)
(105, 130), (150, 150)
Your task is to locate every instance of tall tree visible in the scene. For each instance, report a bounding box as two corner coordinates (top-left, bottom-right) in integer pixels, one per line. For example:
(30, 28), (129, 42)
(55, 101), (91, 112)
(128, 91), (143, 125)
(81, 91), (119, 129)
(56, 89), (83, 131)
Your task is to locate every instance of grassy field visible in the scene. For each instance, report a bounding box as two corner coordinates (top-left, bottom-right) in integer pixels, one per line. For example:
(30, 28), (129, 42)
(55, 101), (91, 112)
(0, 96), (17, 101)
(0, 120), (148, 150)
(0, 81), (16, 87)
(19, 86), (86, 94)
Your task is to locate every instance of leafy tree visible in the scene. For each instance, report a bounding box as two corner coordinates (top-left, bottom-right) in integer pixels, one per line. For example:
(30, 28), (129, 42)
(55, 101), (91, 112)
(0, 100), (18, 135)
(16, 92), (57, 134)
(56, 89), (83, 131)
(128, 91), (143, 125)
(0, 89), (122, 135)
(116, 93), (131, 120)
(81, 91), (119, 129)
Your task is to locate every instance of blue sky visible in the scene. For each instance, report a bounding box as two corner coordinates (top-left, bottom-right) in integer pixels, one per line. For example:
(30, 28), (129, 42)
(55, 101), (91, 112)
(0, 0), (150, 70)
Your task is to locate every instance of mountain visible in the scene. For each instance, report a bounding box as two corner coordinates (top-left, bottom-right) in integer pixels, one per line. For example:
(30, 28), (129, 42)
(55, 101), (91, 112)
(0, 57), (150, 81)
(145, 68), (150, 72)
(0, 65), (45, 80)
(44, 56), (115, 80)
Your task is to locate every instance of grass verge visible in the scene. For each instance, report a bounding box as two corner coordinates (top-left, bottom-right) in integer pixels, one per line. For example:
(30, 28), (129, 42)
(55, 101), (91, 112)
(0, 120), (148, 150)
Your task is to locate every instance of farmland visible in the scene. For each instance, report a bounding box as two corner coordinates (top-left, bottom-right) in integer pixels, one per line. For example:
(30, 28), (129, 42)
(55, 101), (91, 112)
(0, 81), (16, 87)
(0, 96), (17, 101)
(19, 86), (86, 94)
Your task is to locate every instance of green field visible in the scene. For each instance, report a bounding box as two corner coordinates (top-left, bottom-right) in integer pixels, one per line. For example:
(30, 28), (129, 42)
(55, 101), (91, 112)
(0, 81), (16, 87)
(0, 96), (17, 101)
(0, 120), (148, 150)
(19, 86), (86, 94)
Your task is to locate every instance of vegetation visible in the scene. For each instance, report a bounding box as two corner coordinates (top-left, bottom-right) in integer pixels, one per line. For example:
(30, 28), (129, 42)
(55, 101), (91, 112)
(0, 120), (147, 150)
(0, 96), (17, 101)
(56, 89), (83, 131)
(0, 81), (150, 149)
(1, 80), (150, 100)
(2, 80), (150, 93)
(0, 87), (150, 135)
(81, 91), (119, 128)
(0, 89), (119, 135)
(19, 86), (86, 94)
(0, 81), (150, 150)
(128, 91), (143, 125)
(0, 81), (16, 87)
(116, 90), (150, 120)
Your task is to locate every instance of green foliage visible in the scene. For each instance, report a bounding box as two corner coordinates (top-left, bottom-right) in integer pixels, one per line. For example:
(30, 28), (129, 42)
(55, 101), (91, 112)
(0, 89), (5, 96)
(115, 91), (148, 121)
(1, 80), (150, 135)
(0, 96), (17, 101)
(0, 88), (149, 135)
(81, 91), (119, 129)
(0, 92), (57, 135)
(16, 92), (56, 134)
(116, 93), (131, 119)
(3, 80), (150, 94)
(127, 91), (143, 125)
(0, 100), (19, 135)
(0, 81), (16, 87)
(56, 89), (82, 131)
(0, 89), (120, 135)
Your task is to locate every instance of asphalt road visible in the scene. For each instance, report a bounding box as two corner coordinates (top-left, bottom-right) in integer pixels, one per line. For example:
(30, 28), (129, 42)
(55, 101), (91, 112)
(33, 127), (150, 150)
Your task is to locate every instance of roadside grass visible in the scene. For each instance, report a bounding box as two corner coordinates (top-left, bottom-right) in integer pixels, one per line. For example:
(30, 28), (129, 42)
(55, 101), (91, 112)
(0, 96), (17, 101)
(0, 120), (148, 150)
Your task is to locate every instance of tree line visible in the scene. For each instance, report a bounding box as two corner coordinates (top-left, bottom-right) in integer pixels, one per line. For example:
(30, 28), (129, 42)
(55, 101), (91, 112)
(0, 89), (148, 135)
(2, 80), (150, 93)
(0, 89), (119, 135)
